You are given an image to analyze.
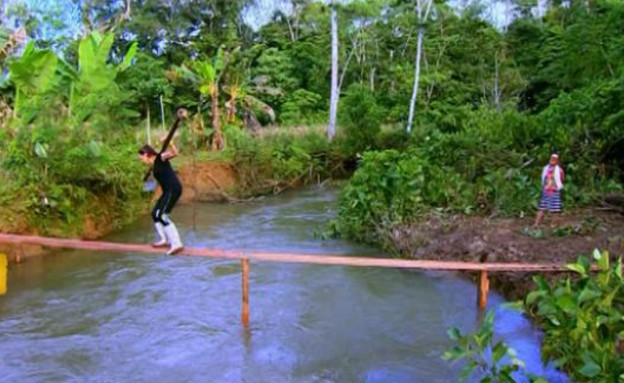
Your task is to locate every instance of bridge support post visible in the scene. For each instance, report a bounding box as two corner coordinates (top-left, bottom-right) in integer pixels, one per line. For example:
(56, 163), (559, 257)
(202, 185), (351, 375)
(477, 270), (489, 311)
(241, 257), (250, 327)
(0, 253), (7, 295)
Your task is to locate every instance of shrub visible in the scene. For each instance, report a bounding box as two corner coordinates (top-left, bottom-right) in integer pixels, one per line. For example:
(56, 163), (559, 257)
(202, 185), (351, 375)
(444, 310), (546, 383)
(330, 149), (472, 242)
(339, 83), (384, 152)
(524, 250), (624, 382)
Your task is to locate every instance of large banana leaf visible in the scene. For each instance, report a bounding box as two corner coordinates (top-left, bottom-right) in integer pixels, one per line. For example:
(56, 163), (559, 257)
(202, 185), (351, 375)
(57, 57), (79, 81)
(212, 47), (225, 75)
(75, 32), (137, 93)
(170, 47), (239, 99)
(68, 31), (138, 120)
(118, 42), (138, 72)
(172, 61), (216, 97)
(9, 42), (58, 94)
(78, 31), (114, 77)
(191, 61), (216, 85)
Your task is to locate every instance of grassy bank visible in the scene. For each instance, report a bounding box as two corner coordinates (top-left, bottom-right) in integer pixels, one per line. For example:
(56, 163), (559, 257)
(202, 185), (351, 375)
(0, 123), (356, 238)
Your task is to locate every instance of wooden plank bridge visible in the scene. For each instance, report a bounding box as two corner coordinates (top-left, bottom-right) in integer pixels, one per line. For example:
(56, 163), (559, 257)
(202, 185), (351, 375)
(0, 233), (575, 327)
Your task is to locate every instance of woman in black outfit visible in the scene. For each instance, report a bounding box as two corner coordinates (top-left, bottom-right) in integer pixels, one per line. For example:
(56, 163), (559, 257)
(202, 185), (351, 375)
(138, 142), (184, 255)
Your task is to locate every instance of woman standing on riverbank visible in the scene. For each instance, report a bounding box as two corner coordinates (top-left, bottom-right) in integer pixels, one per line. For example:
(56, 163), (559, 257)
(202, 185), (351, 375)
(534, 153), (564, 227)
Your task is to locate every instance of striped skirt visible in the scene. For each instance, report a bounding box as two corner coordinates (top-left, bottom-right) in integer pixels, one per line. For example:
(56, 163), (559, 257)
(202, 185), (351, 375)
(538, 190), (562, 212)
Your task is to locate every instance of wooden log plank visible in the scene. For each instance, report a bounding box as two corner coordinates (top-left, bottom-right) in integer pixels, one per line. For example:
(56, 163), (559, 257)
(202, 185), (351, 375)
(477, 270), (489, 310)
(241, 258), (250, 327)
(0, 233), (573, 272)
(0, 253), (6, 295)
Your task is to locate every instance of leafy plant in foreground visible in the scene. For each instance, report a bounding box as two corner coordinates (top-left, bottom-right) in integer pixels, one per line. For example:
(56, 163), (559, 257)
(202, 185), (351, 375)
(524, 249), (624, 382)
(444, 310), (546, 383)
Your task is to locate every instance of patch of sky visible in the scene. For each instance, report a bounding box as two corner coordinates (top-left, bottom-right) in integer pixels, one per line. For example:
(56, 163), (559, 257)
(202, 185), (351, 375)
(1, 0), (550, 55)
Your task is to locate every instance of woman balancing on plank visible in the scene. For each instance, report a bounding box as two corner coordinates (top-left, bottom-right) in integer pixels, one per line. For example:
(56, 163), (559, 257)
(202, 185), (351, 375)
(138, 108), (188, 255)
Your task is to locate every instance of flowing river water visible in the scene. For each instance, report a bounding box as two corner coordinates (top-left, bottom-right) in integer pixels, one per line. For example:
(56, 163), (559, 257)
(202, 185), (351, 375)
(0, 187), (568, 383)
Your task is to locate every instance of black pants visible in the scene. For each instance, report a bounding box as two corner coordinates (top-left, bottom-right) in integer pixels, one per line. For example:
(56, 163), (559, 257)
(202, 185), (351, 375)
(151, 189), (181, 226)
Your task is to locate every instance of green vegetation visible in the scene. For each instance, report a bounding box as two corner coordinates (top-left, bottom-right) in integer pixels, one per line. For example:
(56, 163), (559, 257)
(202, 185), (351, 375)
(329, 1), (624, 245)
(1, 2), (623, 379)
(218, 125), (343, 196)
(444, 310), (546, 383)
(445, 250), (624, 382)
(1, 1), (621, 237)
(525, 250), (624, 382)
(0, 31), (148, 235)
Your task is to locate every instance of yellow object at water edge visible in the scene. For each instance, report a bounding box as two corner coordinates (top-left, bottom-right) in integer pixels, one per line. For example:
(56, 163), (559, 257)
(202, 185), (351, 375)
(0, 253), (6, 295)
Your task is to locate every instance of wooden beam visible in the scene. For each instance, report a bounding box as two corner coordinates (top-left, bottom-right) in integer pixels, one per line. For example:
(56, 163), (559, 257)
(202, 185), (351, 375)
(477, 270), (489, 311)
(241, 258), (250, 327)
(0, 233), (573, 272)
(0, 253), (6, 295)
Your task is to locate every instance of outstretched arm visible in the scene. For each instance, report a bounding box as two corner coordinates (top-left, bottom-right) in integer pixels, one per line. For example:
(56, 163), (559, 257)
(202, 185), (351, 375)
(159, 108), (188, 154)
(159, 118), (181, 154)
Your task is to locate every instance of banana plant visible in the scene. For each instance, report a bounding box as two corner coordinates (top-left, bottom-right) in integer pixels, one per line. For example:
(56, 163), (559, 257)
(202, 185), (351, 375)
(223, 70), (276, 127)
(223, 79), (244, 123)
(8, 41), (59, 120)
(170, 47), (238, 150)
(58, 31), (137, 122)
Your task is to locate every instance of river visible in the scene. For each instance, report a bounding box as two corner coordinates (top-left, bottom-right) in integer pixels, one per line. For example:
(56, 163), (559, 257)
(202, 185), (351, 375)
(0, 187), (568, 382)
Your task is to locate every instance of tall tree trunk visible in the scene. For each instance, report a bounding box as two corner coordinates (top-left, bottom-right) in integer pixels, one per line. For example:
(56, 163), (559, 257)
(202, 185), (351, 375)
(159, 94), (166, 133)
(338, 39), (357, 92)
(146, 102), (151, 145)
(370, 67), (376, 92)
(327, 1), (339, 140)
(285, 17), (296, 42)
(211, 87), (224, 150)
(406, 26), (424, 133)
(406, 0), (433, 133)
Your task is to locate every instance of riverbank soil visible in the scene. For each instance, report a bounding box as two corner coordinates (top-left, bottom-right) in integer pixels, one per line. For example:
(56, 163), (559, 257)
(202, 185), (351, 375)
(387, 209), (624, 300)
(176, 161), (239, 202)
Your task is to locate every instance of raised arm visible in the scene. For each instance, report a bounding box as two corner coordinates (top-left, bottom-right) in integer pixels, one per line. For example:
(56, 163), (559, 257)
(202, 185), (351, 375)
(161, 142), (179, 161)
(159, 118), (181, 154)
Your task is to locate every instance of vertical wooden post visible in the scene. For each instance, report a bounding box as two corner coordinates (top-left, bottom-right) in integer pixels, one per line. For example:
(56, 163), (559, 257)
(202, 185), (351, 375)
(477, 269), (489, 311)
(14, 246), (23, 264)
(0, 253), (7, 295)
(241, 257), (250, 327)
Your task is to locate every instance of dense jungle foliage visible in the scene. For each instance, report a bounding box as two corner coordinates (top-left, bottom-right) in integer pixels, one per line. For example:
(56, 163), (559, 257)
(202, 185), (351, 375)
(1, 1), (623, 380)
(327, 1), (624, 243)
(1, 0), (622, 236)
